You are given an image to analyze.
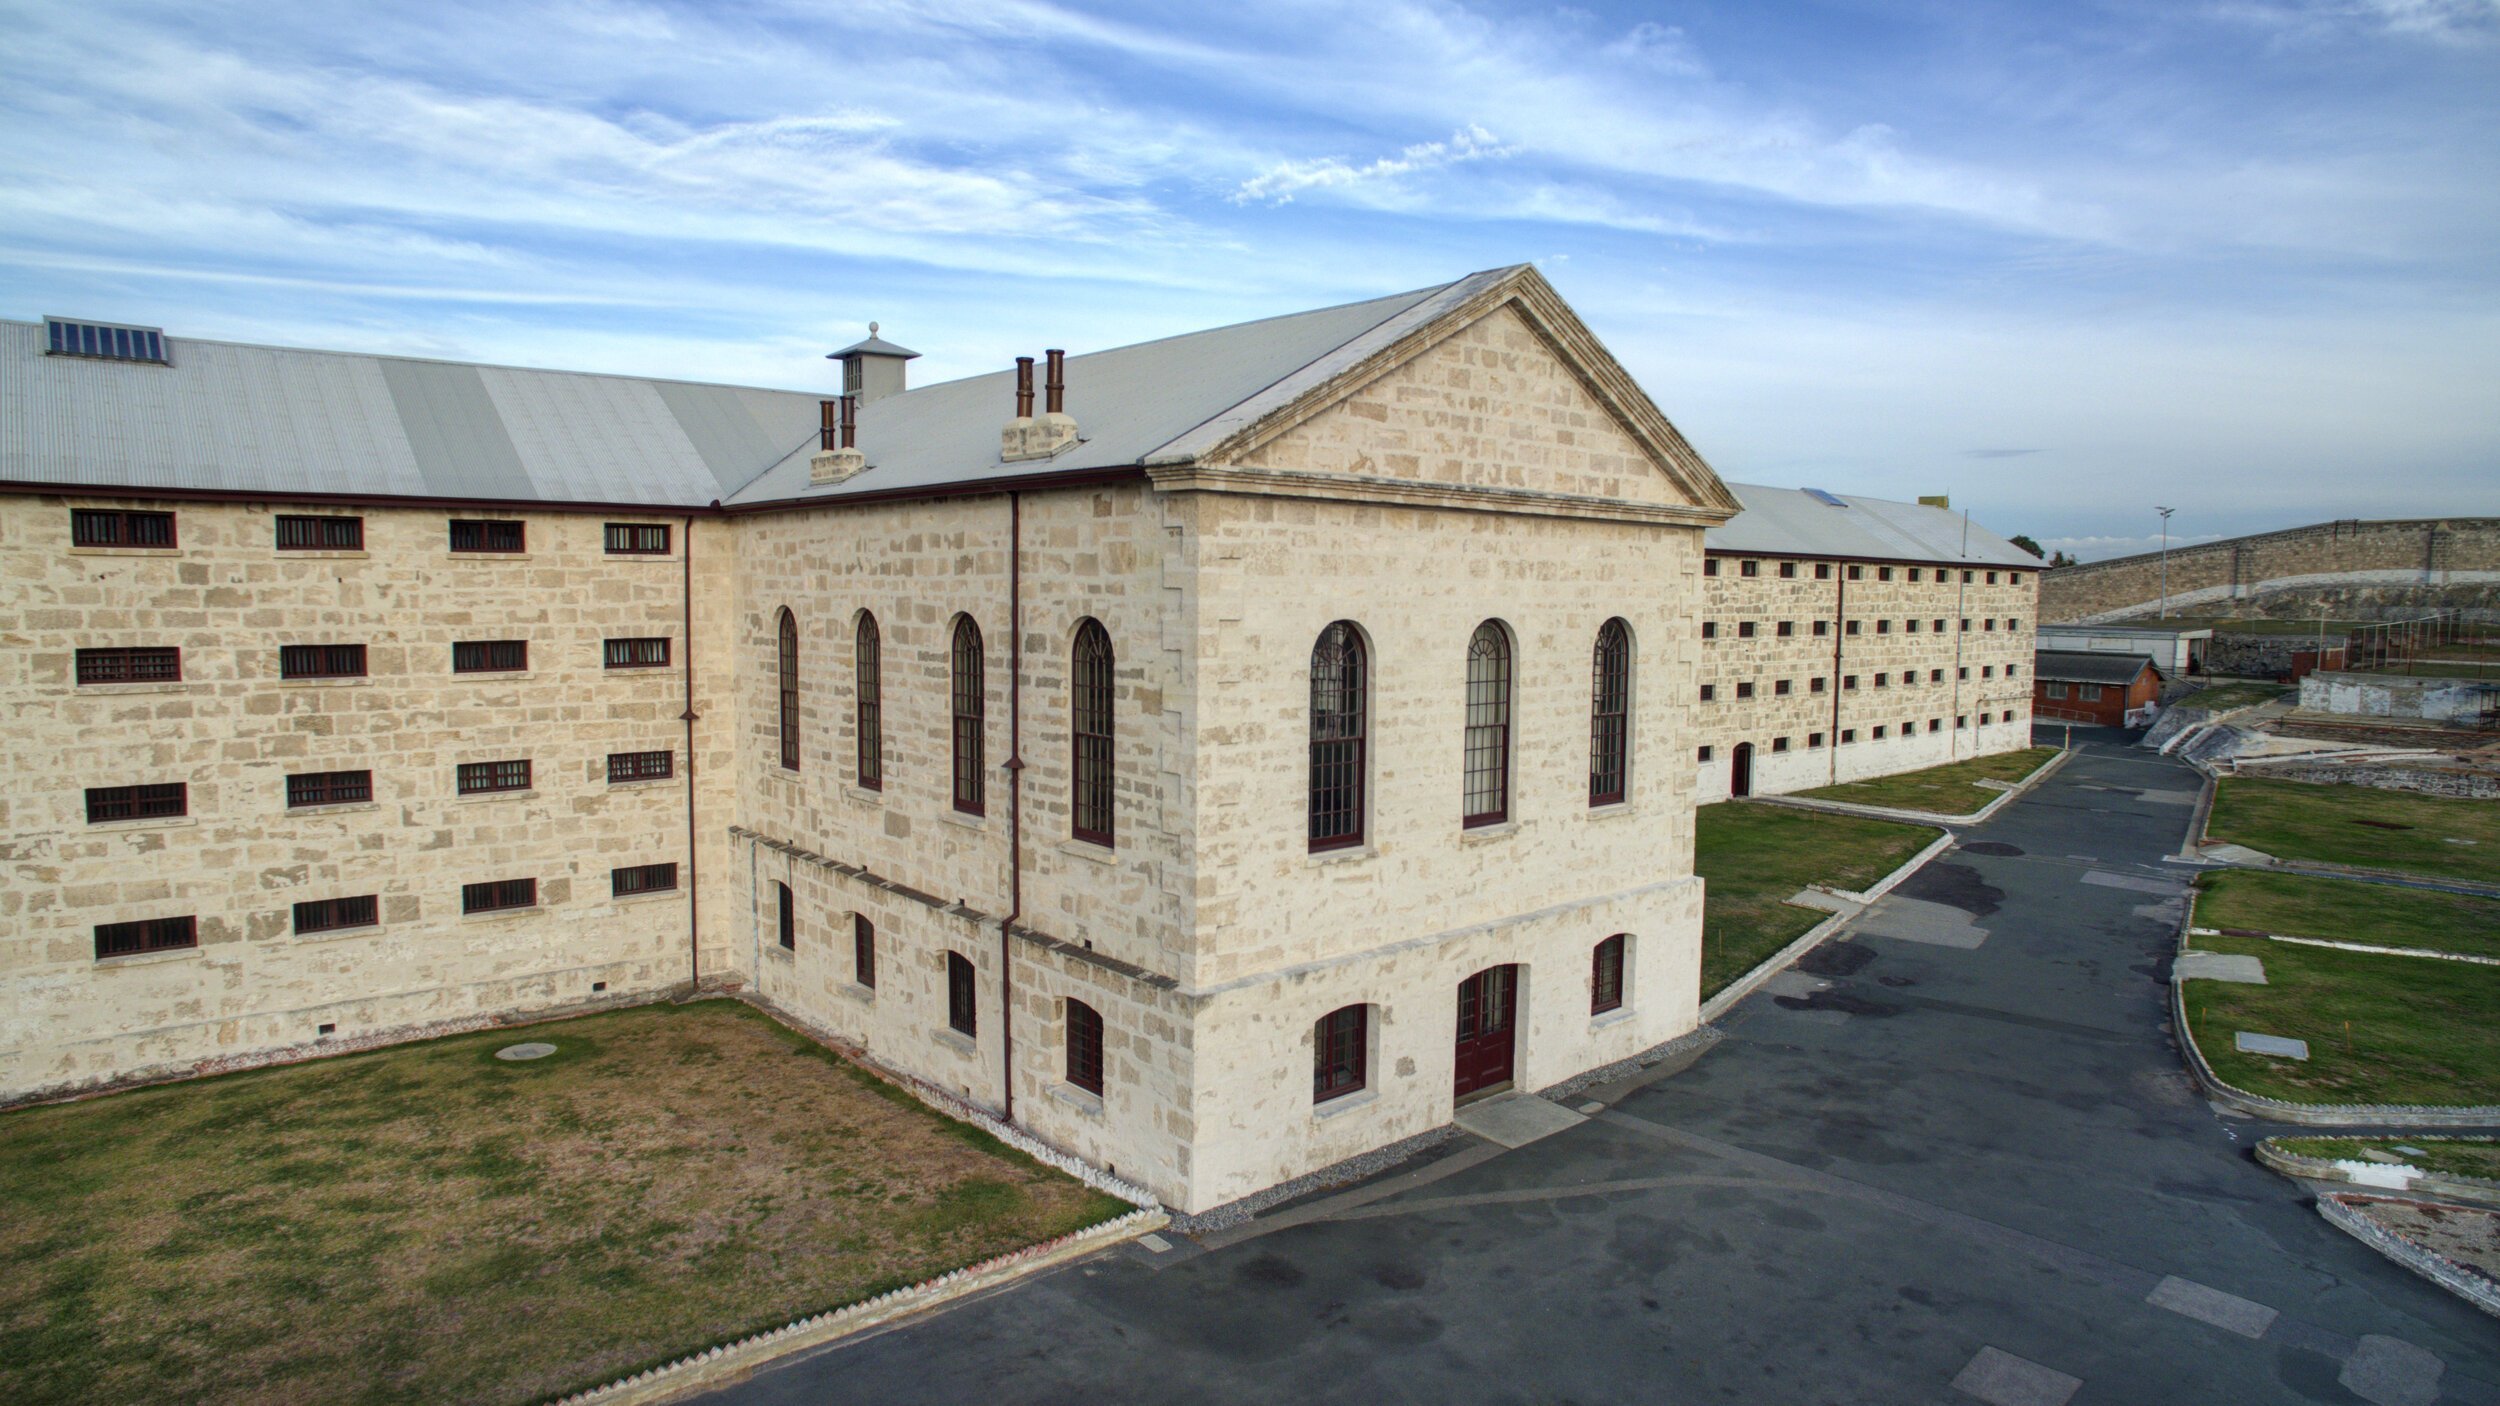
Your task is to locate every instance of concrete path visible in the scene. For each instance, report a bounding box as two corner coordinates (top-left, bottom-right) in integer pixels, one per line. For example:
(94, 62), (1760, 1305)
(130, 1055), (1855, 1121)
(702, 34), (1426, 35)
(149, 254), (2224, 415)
(706, 727), (2500, 1405)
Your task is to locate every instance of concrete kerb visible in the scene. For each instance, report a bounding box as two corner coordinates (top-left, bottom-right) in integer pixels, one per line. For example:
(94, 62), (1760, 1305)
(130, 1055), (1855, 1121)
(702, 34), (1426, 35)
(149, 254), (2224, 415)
(1696, 826), (1956, 1026)
(2315, 1193), (2500, 1321)
(1743, 747), (2074, 829)
(2256, 1137), (2500, 1209)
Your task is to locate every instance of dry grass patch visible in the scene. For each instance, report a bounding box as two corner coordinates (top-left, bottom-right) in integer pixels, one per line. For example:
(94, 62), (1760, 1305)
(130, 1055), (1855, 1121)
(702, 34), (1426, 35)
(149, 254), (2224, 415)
(0, 1001), (1130, 1406)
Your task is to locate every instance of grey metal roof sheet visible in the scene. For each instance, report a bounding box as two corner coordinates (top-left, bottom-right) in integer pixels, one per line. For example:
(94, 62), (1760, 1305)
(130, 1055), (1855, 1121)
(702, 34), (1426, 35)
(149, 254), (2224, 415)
(1705, 482), (2040, 567)
(830, 333), (919, 360)
(2033, 650), (2160, 685)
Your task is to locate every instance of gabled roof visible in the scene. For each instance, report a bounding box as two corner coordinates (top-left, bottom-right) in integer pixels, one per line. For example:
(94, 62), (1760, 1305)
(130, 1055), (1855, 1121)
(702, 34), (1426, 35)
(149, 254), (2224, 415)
(1705, 483), (2040, 568)
(2033, 650), (2161, 685)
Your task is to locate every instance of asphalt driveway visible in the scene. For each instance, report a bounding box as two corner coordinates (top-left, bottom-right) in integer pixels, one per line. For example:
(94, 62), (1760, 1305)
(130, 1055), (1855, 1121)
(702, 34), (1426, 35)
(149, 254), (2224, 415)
(709, 730), (2500, 1405)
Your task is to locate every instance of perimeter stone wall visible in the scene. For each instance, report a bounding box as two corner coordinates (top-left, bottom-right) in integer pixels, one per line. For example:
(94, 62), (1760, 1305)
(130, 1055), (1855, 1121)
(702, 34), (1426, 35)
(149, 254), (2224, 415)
(2041, 518), (2500, 624)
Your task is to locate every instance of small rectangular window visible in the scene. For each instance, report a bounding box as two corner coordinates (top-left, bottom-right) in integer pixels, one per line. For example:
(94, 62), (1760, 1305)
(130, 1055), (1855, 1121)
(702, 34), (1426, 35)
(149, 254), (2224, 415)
(1956, 715), (1968, 729)
(1906, 619), (1920, 633)
(612, 863), (678, 897)
(1847, 565), (1863, 581)
(604, 523), (671, 555)
(47, 318), (170, 364)
(1878, 566), (1893, 582)
(854, 915), (877, 989)
(1841, 729), (1856, 743)
(1740, 559), (1760, 577)
(2047, 682), (2069, 699)
(1814, 563), (1832, 580)
(2007, 664), (2021, 680)
(1873, 724), (1888, 739)
(71, 509), (177, 548)
(1701, 621), (1718, 640)
(1812, 621), (1830, 638)
(1934, 619), (1946, 632)
(456, 760), (532, 795)
(1703, 558), (1720, 577)
(2080, 684), (2102, 701)
(1985, 619), (1997, 632)
(1875, 672), (1889, 688)
(1908, 568), (1922, 583)
(85, 782), (187, 823)
(286, 770), (372, 808)
(280, 644), (366, 679)
(1774, 679), (1792, 696)
(1929, 718), (1943, 732)
(1876, 619), (1891, 634)
(1958, 666), (1970, 680)
(1698, 745), (1714, 762)
(2008, 617), (2022, 631)
(1736, 621), (1757, 639)
(448, 519), (525, 553)
(94, 915), (195, 958)
(1987, 571), (1999, 585)
(1776, 621), (1794, 638)
(948, 951), (978, 1035)
(462, 878), (536, 914)
(275, 515), (363, 551)
(1931, 668), (1944, 682)
(1845, 621), (1861, 636)
(1810, 677), (1827, 693)
(1735, 681), (1755, 699)
(453, 640), (528, 673)
(777, 882), (796, 950)
(1962, 570), (1974, 583)
(1772, 737), (1790, 753)
(1983, 665), (1996, 678)
(2010, 573), (2025, 586)
(1961, 618), (1971, 632)
(603, 637), (671, 669)
(1844, 675), (1859, 690)
(1808, 732), (1825, 749)
(606, 750), (674, 783)
(1699, 684), (1716, 702)
(1778, 561), (1797, 579)
(75, 647), (182, 685)
(1314, 1005), (1367, 1101)
(293, 895), (379, 935)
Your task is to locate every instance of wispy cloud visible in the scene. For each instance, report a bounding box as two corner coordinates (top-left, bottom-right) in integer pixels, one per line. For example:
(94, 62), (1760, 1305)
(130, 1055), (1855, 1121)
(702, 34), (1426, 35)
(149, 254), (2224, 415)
(1233, 125), (1510, 204)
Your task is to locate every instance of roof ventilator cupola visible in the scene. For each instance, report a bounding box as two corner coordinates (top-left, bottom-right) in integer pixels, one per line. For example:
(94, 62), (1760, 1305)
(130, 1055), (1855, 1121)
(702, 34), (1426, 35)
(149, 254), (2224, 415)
(1001, 349), (1079, 463)
(827, 323), (918, 405)
(810, 394), (865, 485)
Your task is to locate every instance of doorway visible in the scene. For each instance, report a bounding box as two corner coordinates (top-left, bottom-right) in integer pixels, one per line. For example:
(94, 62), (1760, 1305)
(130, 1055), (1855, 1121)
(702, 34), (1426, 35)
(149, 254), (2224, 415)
(1731, 742), (1755, 798)
(1454, 964), (1519, 1100)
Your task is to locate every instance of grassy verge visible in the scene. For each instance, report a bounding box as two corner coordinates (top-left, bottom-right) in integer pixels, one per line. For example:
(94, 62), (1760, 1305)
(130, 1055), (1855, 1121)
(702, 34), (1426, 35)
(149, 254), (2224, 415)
(2272, 1137), (2500, 1183)
(2196, 870), (2500, 961)
(0, 1001), (1131, 1406)
(2181, 932), (2500, 1106)
(2183, 681), (2289, 712)
(1792, 746), (2060, 814)
(1695, 804), (1935, 997)
(2207, 777), (2500, 885)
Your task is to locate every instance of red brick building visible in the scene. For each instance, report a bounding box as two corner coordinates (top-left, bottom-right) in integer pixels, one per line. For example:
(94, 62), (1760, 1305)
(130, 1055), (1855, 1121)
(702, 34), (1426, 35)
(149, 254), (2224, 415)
(2033, 651), (2163, 727)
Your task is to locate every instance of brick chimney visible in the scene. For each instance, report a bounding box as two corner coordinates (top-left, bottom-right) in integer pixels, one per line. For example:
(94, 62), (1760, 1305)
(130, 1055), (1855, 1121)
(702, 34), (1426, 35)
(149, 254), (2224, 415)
(1002, 349), (1079, 462)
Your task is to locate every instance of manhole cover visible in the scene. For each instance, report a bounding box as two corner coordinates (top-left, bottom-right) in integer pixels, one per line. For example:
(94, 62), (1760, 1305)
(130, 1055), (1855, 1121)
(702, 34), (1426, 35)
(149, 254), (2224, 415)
(495, 1042), (558, 1062)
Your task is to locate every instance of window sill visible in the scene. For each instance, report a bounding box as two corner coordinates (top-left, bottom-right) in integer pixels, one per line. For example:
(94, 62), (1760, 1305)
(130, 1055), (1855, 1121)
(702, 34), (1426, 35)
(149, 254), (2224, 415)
(1312, 1086), (1379, 1121)
(451, 669), (532, 681)
(74, 682), (196, 696)
(69, 546), (181, 558)
(605, 553), (683, 564)
(286, 800), (381, 817)
(1057, 837), (1116, 866)
(277, 676), (373, 689)
(297, 923), (386, 945)
(94, 946), (203, 969)
(89, 814), (197, 833)
(276, 550), (369, 561)
(605, 776), (680, 792)
(1458, 820), (1518, 846)
(841, 981), (876, 1004)
(608, 888), (683, 907)
(844, 785), (885, 806)
(442, 552), (533, 562)
(1050, 1084), (1105, 1119)
(764, 942), (794, 962)
(1585, 801), (1640, 822)
(932, 1027), (979, 1056)
(1305, 843), (1376, 869)
(459, 906), (541, 924)
(453, 789), (537, 805)
(1589, 1007), (1635, 1032)
(940, 808), (989, 833)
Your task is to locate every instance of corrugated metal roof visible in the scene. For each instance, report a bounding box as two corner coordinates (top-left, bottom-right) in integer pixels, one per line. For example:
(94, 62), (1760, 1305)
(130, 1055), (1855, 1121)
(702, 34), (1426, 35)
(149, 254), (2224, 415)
(1705, 482), (2040, 567)
(2033, 650), (2160, 685)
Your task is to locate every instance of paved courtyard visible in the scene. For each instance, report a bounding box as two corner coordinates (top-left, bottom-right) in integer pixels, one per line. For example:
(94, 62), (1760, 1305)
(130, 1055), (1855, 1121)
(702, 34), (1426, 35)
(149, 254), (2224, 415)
(709, 730), (2500, 1406)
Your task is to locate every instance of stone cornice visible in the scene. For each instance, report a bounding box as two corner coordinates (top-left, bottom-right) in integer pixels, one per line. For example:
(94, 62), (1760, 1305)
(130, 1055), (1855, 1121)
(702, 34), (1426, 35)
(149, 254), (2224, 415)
(1145, 464), (1729, 529)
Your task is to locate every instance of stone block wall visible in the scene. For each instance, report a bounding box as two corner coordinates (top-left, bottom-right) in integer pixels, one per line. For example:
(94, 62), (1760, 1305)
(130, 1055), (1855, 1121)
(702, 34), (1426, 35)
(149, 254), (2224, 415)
(2041, 517), (2500, 624)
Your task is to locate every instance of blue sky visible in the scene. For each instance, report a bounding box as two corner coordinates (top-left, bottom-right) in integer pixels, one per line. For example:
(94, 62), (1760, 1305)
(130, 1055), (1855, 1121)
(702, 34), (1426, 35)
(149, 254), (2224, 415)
(3, 0), (2494, 559)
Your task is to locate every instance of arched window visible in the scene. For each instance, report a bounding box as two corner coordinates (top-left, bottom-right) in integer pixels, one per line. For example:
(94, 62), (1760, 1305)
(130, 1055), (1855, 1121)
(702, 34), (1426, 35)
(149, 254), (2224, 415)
(951, 617), (984, 815)
(1071, 619), (1115, 847)
(1308, 622), (1367, 851)
(1463, 622), (1512, 826)
(947, 952), (977, 1036)
(776, 609), (800, 771)
(1589, 618), (1631, 805)
(1313, 1004), (1368, 1102)
(1592, 933), (1627, 1014)
(855, 612), (882, 791)
(1066, 999), (1105, 1095)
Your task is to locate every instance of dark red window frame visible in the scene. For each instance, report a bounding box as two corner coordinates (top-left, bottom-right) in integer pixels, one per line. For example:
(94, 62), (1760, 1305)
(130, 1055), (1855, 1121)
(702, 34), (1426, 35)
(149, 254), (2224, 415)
(294, 895), (379, 935)
(1462, 621), (1512, 827)
(75, 647), (182, 685)
(85, 782), (187, 823)
(603, 523), (671, 555)
(448, 519), (524, 553)
(1314, 1005), (1367, 1102)
(94, 914), (196, 959)
(1592, 934), (1627, 1014)
(951, 617), (985, 814)
(1589, 618), (1631, 806)
(1308, 621), (1366, 852)
(1071, 619), (1115, 846)
(612, 862), (679, 897)
(280, 643), (367, 679)
(606, 750), (674, 783)
(275, 515), (363, 551)
(452, 640), (528, 673)
(462, 878), (536, 914)
(855, 612), (882, 791)
(287, 770), (373, 808)
(71, 509), (176, 548)
(777, 608), (801, 771)
(603, 637), (671, 669)
(456, 759), (532, 795)
(777, 881), (795, 950)
(854, 914), (876, 989)
(947, 951), (978, 1035)
(1066, 999), (1105, 1095)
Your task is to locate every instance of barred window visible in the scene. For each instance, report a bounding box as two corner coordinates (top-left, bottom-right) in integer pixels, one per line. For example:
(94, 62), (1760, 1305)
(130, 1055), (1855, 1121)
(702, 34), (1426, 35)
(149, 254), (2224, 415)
(1779, 561), (1797, 578)
(1071, 619), (1115, 846)
(777, 881), (795, 949)
(287, 770), (372, 808)
(1066, 1000), (1105, 1095)
(71, 509), (176, 548)
(1815, 563), (1832, 580)
(604, 637), (670, 669)
(855, 612), (883, 791)
(294, 895), (378, 935)
(94, 915), (195, 959)
(1809, 732), (1825, 748)
(448, 519), (524, 553)
(1772, 736), (1790, 753)
(1313, 1005), (1367, 1101)
(603, 523), (670, 555)
(948, 952), (977, 1035)
(1774, 679), (1792, 696)
(1592, 934), (1626, 1014)
(1308, 621), (1367, 852)
(280, 644), (366, 679)
(607, 750), (673, 783)
(86, 783), (187, 823)
(951, 617), (985, 814)
(1740, 559), (1760, 577)
(613, 863), (678, 897)
(456, 760), (531, 795)
(75, 647), (181, 685)
(778, 608), (801, 771)
(462, 878), (536, 914)
(275, 515), (362, 550)
(1462, 621), (1511, 828)
(854, 914), (876, 989)
(1735, 681), (1755, 699)
(452, 640), (527, 673)
(1589, 618), (1630, 807)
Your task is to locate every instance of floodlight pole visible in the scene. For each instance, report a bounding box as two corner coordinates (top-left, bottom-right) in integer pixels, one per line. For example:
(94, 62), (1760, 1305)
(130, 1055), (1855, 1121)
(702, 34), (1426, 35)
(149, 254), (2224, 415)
(2155, 507), (2176, 620)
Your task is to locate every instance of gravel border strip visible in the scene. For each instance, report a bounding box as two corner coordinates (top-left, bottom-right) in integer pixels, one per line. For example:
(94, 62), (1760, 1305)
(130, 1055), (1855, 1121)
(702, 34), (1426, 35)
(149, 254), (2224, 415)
(2315, 1193), (2500, 1321)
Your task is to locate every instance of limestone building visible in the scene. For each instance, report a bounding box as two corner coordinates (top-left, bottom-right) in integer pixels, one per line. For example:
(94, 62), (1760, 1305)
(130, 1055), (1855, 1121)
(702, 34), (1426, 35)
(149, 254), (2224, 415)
(1, 269), (2028, 1215)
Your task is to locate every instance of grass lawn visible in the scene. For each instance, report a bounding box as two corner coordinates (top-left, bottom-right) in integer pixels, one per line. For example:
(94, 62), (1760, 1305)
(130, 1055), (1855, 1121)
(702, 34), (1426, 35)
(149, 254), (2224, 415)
(1695, 803), (1936, 997)
(2207, 777), (2500, 885)
(2183, 681), (2289, 712)
(2271, 1137), (2500, 1183)
(2182, 932), (2500, 1106)
(2196, 870), (2500, 960)
(1793, 746), (2060, 814)
(0, 1002), (1130, 1406)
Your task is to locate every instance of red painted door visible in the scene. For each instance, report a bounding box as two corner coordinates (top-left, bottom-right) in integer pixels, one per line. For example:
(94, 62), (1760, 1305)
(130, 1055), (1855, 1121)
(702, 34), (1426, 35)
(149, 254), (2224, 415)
(1454, 964), (1519, 1099)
